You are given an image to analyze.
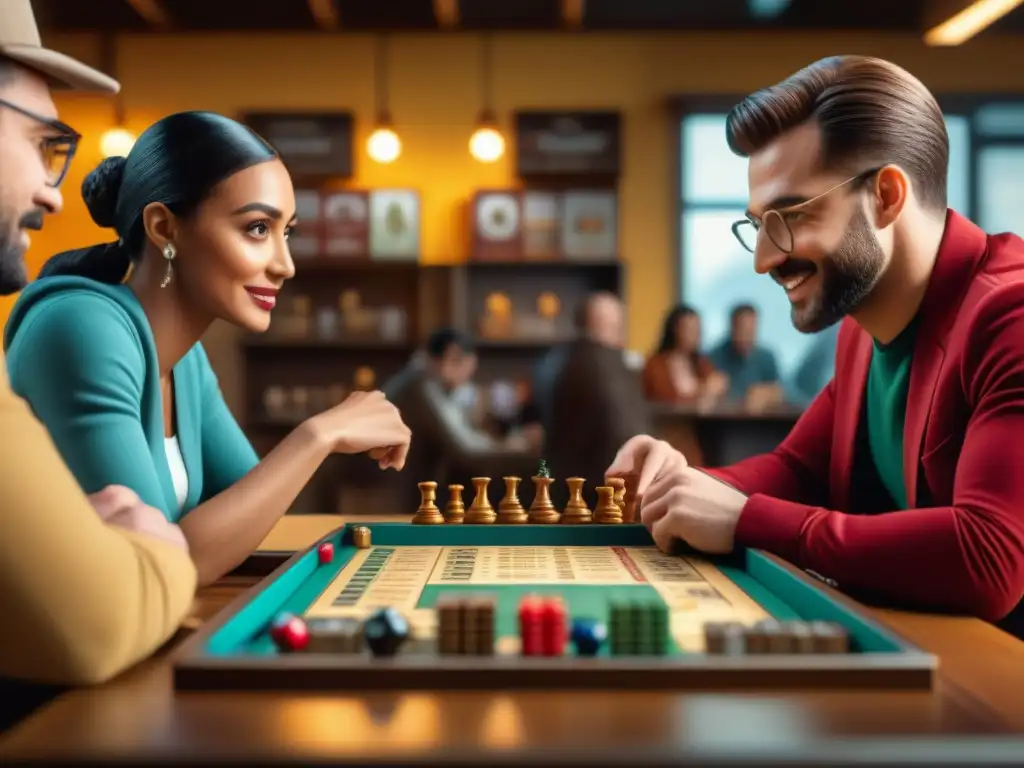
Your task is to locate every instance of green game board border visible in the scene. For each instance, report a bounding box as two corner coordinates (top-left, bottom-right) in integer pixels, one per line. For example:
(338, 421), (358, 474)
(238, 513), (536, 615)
(172, 523), (938, 692)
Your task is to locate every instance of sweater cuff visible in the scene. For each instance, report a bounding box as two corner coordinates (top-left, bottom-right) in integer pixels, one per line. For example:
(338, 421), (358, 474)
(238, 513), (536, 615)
(734, 493), (814, 563)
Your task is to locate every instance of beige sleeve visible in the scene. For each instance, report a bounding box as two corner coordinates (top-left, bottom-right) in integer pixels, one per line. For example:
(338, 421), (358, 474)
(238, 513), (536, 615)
(0, 353), (198, 685)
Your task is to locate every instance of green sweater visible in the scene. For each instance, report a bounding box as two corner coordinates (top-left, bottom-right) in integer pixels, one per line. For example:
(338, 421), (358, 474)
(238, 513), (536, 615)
(865, 319), (918, 510)
(3, 278), (258, 522)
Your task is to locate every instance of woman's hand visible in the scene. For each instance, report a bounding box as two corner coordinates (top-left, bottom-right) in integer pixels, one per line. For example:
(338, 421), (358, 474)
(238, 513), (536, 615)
(307, 390), (411, 470)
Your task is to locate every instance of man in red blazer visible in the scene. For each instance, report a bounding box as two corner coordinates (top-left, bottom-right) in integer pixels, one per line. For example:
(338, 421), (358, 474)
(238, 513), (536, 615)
(609, 55), (1024, 636)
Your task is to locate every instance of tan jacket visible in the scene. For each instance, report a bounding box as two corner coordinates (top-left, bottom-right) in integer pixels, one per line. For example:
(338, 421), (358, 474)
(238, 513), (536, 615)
(0, 350), (197, 685)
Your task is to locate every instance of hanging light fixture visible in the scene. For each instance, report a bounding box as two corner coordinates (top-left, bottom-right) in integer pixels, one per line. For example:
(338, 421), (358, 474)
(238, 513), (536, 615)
(469, 33), (504, 163)
(366, 34), (401, 164)
(98, 34), (136, 158)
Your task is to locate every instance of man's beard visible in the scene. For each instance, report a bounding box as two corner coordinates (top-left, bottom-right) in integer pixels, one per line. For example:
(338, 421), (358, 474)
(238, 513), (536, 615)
(0, 206), (44, 296)
(772, 207), (886, 334)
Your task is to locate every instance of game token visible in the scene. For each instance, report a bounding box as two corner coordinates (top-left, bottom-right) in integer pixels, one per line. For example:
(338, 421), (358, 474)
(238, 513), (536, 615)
(305, 617), (363, 653)
(269, 612), (309, 652)
(363, 607), (410, 657)
(540, 597), (567, 656)
(352, 526), (372, 549)
(570, 618), (607, 656)
(317, 542), (334, 564)
(518, 596), (544, 656)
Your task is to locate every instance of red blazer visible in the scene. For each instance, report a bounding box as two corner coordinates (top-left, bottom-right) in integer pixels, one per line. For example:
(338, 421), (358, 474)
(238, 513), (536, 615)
(710, 211), (1024, 624)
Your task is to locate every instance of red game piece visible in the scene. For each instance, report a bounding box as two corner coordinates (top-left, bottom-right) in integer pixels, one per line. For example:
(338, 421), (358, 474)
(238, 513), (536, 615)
(540, 597), (567, 656)
(518, 596), (543, 656)
(269, 613), (309, 652)
(318, 542), (334, 564)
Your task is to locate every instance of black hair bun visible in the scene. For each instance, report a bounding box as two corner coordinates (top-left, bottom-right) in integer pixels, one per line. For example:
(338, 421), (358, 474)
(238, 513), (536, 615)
(81, 156), (127, 229)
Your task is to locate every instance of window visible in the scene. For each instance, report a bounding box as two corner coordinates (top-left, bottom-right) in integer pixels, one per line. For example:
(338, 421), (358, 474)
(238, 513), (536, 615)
(677, 103), (1017, 389)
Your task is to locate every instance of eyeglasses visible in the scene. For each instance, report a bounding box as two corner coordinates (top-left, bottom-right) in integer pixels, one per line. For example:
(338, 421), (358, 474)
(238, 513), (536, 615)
(731, 168), (882, 254)
(0, 98), (80, 188)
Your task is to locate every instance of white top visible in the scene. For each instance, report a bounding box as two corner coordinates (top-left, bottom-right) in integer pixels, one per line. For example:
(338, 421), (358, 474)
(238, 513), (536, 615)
(164, 436), (189, 511)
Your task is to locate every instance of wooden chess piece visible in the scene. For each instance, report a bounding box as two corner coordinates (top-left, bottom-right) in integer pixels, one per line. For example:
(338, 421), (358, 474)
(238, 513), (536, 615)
(560, 477), (593, 524)
(444, 484), (465, 524)
(464, 477), (497, 524)
(607, 477), (626, 515)
(497, 476), (528, 524)
(593, 486), (623, 524)
(412, 481), (445, 525)
(528, 474), (559, 524)
(622, 474), (639, 523)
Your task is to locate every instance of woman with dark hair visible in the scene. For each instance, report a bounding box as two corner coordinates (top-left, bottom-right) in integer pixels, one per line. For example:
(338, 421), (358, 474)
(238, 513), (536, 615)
(642, 304), (727, 405)
(3, 111), (411, 586)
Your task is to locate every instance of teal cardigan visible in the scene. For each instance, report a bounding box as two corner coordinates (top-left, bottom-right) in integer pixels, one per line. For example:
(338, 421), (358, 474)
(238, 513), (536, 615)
(3, 277), (259, 522)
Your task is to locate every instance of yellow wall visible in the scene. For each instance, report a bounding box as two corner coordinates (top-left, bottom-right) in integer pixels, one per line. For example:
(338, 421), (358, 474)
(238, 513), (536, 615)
(7, 30), (1024, 351)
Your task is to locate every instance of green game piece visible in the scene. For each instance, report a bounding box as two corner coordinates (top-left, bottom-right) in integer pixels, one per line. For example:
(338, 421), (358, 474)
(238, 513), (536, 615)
(537, 459), (551, 478)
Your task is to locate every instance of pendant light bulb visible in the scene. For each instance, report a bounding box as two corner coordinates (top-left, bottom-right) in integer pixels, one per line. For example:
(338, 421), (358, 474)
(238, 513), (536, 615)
(367, 124), (401, 164)
(469, 109), (505, 164)
(100, 126), (136, 159)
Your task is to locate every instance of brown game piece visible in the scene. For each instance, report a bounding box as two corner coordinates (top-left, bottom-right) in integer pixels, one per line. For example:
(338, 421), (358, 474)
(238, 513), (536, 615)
(528, 474), (560, 524)
(412, 481), (445, 525)
(593, 485), (623, 524)
(304, 617), (363, 654)
(621, 474), (639, 523)
(464, 477), (497, 524)
(560, 477), (593, 524)
(436, 595), (464, 655)
(782, 620), (815, 653)
(607, 477), (626, 514)
(352, 525), (372, 549)
(444, 484), (465, 524)
(809, 621), (850, 653)
(743, 623), (769, 654)
(496, 476), (529, 524)
(755, 619), (791, 653)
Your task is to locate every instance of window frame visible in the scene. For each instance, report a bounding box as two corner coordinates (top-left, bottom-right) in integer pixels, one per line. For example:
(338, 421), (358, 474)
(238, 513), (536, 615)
(672, 93), (1024, 301)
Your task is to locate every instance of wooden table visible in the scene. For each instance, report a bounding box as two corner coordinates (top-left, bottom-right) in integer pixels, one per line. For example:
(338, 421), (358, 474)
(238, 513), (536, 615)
(2, 515), (1023, 765)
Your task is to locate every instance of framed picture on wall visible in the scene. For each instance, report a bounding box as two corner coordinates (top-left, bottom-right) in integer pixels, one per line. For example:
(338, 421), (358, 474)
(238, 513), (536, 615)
(560, 190), (617, 260)
(369, 189), (420, 260)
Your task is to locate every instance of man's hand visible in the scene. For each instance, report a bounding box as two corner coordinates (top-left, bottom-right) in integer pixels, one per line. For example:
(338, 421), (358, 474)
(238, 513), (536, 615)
(639, 466), (748, 554)
(89, 485), (189, 552)
(745, 382), (783, 414)
(605, 435), (688, 500)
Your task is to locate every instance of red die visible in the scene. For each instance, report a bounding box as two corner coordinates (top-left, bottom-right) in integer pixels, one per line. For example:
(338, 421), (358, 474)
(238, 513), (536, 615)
(269, 612), (309, 652)
(318, 542), (334, 564)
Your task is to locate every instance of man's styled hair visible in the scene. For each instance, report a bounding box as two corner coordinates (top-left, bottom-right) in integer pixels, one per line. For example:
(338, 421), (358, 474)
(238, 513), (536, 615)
(725, 55), (949, 213)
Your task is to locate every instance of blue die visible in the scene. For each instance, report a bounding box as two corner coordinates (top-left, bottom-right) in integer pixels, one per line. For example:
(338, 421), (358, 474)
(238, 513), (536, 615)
(571, 617), (607, 656)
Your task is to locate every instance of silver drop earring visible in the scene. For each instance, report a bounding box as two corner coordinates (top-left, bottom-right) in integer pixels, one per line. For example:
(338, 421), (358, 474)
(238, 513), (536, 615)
(161, 243), (176, 288)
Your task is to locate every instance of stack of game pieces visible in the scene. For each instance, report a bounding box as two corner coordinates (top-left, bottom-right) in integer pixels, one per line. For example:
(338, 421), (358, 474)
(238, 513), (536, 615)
(518, 596), (544, 656)
(437, 595), (464, 655)
(519, 595), (566, 656)
(539, 596), (568, 656)
(436, 594), (496, 655)
(608, 598), (669, 656)
(463, 596), (496, 655)
(305, 616), (363, 653)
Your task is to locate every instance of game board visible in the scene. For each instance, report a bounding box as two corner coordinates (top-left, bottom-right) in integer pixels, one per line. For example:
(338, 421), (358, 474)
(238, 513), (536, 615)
(303, 544), (769, 654)
(173, 517), (938, 692)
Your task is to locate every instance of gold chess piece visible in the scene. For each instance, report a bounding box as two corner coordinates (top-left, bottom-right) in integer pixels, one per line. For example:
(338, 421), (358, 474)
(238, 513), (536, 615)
(560, 477), (593, 524)
(412, 481), (445, 525)
(593, 486), (623, 524)
(496, 476), (529, 524)
(607, 477), (626, 514)
(622, 474), (639, 523)
(464, 477), (497, 524)
(444, 484), (465, 524)
(528, 474), (559, 524)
